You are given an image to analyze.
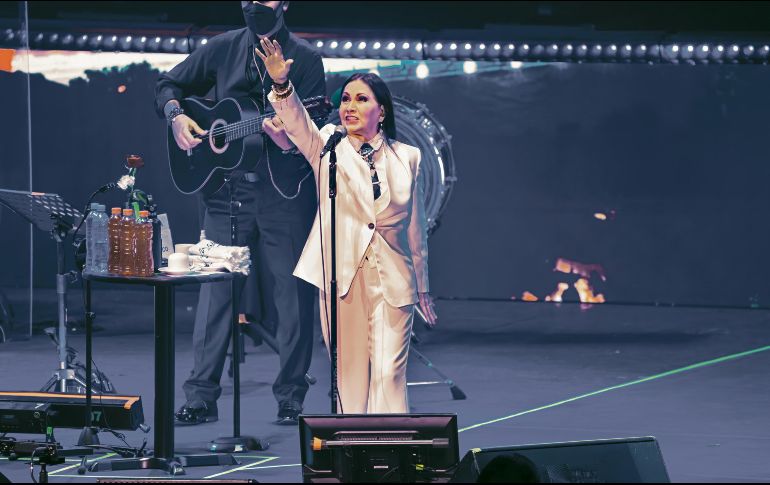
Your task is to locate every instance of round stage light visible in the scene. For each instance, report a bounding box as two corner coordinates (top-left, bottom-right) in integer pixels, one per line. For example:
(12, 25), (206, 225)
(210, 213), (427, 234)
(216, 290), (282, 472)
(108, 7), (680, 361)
(75, 34), (89, 50)
(102, 35), (117, 50)
(460, 42), (472, 58)
(415, 62), (429, 79)
(619, 44), (632, 60)
(530, 44), (545, 59)
(60, 33), (74, 48)
(366, 40), (383, 58)
(603, 44), (618, 60)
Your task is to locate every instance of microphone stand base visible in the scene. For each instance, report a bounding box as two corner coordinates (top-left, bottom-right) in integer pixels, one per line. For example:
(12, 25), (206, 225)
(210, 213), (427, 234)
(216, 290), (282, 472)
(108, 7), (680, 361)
(209, 436), (269, 453)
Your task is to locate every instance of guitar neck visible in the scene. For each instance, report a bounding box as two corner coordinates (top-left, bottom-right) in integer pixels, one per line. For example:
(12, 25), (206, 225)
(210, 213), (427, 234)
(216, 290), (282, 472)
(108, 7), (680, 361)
(196, 97), (329, 142)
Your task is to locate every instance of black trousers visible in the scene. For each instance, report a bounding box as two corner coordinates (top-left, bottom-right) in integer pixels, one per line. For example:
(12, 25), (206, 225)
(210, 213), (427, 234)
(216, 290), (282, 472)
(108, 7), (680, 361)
(183, 169), (317, 409)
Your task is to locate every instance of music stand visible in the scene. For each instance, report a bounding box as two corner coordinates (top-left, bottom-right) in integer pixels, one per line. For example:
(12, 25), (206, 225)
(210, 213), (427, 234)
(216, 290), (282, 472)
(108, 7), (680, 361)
(0, 189), (86, 394)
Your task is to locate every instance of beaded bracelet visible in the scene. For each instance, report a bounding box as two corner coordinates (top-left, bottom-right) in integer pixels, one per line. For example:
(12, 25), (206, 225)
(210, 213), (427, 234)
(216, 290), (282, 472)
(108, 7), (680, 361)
(166, 105), (185, 126)
(272, 81), (294, 100)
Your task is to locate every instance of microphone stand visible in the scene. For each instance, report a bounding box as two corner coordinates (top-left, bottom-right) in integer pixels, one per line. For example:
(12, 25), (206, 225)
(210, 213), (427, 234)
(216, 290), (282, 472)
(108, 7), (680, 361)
(328, 145), (340, 414)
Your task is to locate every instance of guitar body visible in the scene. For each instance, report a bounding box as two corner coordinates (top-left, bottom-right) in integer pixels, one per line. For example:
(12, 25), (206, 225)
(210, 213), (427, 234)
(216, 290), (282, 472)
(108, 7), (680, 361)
(167, 95), (331, 196)
(167, 96), (263, 196)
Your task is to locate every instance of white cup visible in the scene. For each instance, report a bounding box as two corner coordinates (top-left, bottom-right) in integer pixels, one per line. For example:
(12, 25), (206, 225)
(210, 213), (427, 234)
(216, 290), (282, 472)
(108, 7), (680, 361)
(167, 252), (190, 272)
(175, 243), (194, 255)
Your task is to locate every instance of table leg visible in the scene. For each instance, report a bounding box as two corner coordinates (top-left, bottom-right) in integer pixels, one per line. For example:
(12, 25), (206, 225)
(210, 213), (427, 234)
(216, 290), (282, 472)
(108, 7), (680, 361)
(85, 279), (92, 427)
(154, 285), (175, 460)
(77, 279), (100, 446)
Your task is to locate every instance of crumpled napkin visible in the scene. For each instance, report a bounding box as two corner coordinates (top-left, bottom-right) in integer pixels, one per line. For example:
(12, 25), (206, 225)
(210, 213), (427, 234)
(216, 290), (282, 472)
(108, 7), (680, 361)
(188, 239), (251, 275)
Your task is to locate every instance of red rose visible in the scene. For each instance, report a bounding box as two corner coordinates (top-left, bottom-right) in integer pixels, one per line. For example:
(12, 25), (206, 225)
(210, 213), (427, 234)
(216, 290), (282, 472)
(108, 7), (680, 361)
(126, 154), (144, 168)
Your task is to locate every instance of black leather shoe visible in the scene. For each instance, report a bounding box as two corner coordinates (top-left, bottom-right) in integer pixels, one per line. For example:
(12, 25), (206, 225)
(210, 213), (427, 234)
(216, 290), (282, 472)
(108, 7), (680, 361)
(274, 402), (302, 426)
(175, 402), (218, 426)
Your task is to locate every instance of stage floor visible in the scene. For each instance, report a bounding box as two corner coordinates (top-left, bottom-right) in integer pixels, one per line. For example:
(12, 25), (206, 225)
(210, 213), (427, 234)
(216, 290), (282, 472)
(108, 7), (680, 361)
(1, 296), (769, 482)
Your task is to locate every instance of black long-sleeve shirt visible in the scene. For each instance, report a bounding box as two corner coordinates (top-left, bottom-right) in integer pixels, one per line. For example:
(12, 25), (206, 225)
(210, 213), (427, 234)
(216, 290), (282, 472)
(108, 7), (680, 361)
(155, 26), (326, 183)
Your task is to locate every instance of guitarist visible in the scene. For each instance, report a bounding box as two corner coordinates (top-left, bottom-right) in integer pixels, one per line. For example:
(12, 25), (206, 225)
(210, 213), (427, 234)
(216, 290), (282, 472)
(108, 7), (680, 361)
(154, 0), (326, 426)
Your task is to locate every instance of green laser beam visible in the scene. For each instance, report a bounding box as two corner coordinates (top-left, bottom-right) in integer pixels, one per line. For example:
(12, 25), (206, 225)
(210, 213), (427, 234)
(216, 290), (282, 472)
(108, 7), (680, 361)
(243, 463), (302, 470)
(51, 475), (190, 480)
(459, 344), (770, 433)
(204, 456), (278, 479)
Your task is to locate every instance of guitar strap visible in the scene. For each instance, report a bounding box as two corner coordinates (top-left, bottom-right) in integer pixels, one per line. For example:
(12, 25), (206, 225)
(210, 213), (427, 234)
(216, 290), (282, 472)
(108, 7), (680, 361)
(251, 40), (312, 200)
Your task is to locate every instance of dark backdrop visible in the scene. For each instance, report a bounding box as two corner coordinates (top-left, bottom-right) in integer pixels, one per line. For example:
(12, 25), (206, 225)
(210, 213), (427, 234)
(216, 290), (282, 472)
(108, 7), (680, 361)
(1, 61), (768, 308)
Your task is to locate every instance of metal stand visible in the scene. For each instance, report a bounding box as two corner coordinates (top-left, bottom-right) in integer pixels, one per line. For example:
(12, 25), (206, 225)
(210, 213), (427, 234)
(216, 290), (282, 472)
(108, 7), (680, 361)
(328, 147), (340, 413)
(78, 283), (99, 446)
(210, 176), (268, 453)
(407, 308), (467, 400)
(231, 318), (317, 385)
(0, 189), (105, 395)
(40, 218), (89, 394)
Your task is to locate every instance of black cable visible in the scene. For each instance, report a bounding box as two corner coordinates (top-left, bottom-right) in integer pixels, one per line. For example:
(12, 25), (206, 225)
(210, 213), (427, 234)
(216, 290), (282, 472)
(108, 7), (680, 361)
(377, 465), (401, 483)
(71, 183), (116, 240)
(28, 447), (38, 483)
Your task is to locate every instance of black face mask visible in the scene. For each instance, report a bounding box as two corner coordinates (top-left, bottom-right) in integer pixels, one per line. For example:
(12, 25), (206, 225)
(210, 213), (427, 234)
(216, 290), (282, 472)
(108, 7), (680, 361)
(242, 2), (283, 37)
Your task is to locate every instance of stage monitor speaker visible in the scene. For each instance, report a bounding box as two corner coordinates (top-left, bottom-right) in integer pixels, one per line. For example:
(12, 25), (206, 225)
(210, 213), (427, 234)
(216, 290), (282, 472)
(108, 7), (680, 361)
(450, 436), (669, 483)
(299, 414), (459, 483)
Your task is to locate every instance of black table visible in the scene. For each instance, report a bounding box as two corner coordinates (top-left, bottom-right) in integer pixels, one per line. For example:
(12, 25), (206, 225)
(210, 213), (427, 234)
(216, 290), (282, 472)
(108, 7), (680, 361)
(81, 270), (239, 474)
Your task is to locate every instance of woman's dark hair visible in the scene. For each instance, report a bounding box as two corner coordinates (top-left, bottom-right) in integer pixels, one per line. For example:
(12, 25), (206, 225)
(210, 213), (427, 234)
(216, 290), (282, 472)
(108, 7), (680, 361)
(340, 72), (397, 140)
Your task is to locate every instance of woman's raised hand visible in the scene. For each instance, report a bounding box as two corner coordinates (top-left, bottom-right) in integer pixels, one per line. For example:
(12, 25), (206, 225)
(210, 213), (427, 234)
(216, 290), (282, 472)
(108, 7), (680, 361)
(255, 38), (294, 84)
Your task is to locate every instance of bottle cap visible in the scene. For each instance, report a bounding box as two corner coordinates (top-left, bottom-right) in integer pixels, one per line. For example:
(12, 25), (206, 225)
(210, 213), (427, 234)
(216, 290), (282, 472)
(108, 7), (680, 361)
(111, 207), (122, 214)
(90, 202), (100, 211)
(97, 204), (106, 212)
(123, 209), (134, 216)
(139, 210), (149, 218)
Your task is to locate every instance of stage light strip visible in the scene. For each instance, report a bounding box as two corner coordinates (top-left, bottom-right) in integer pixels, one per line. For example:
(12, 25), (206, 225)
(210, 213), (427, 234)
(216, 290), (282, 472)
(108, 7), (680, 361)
(459, 343), (770, 433)
(204, 456), (278, 479)
(46, 452), (117, 476)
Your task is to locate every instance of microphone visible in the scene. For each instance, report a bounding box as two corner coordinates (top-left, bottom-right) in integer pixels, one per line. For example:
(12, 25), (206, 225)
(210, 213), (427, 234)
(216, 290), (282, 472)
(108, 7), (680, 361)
(96, 182), (117, 193)
(320, 125), (346, 158)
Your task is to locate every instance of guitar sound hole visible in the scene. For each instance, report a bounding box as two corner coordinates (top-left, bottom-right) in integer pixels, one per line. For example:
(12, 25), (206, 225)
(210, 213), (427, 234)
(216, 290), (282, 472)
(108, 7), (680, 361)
(212, 131), (227, 150)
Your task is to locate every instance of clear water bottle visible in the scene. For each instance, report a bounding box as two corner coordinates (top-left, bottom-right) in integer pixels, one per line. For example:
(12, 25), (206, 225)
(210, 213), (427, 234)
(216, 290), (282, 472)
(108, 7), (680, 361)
(85, 203), (99, 272)
(93, 204), (109, 274)
(85, 204), (109, 274)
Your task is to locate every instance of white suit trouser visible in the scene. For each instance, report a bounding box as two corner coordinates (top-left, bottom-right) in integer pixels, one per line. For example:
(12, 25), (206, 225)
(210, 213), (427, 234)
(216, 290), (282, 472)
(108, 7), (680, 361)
(319, 247), (414, 414)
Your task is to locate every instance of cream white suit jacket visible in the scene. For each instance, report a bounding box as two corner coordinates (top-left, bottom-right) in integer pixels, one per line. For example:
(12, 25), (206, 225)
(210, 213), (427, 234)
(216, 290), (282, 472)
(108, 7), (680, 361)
(268, 89), (430, 307)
